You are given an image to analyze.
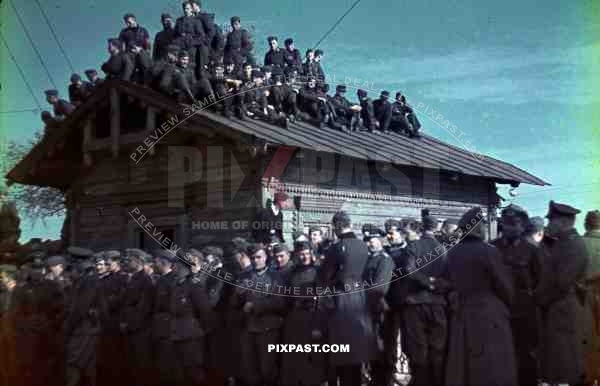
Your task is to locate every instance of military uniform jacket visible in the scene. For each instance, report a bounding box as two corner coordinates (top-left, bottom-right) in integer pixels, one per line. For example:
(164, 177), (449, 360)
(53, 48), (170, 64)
(232, 267), (286, 333)
(224, 29), (253, 64)
(302, 60), (319, 78)
(317, 232), (378, 365)
(101, 52), (134, 81)
(265, 48), (285, 68)
(359, 97), (377, 129)
(169, 274), (214, 341)
(97, 270), (129, 334)
(445, 236), (518, 386)
(152, 28), (176, 60)
(152, 271), (176, 340)
(64, 273), (100, 336)
(119, 25), (150, 50)
(329, 94), (353, 117)
(283, 48), (302, 69)
(363, 249), (394, 311)
(68, 83), (91, 105)
(174, 16), (208, 48)
(373, 98), (392, 131)
(120, 270), (154, 334)
(535, 228), (590, 384)
(492, 237), (542, 318)
(252, 206), (284, 244)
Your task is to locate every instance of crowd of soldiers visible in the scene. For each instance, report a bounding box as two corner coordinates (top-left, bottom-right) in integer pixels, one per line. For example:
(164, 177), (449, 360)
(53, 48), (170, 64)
(1, 198), (599, 386)
(40, 1), (422, 136)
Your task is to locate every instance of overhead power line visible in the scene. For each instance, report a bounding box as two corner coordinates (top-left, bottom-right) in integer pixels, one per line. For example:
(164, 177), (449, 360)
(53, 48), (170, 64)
(0, 30), (43, 111)
(33, 0), (76, 74)
(313, 0), (363, 49)
(8, 0), (58, 89)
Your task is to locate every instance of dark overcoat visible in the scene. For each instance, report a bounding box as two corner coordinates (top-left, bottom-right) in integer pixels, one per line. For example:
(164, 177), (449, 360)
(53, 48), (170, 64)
(535, 229), (590, 385)
(317, 232), (378, 366)
(444, 235), (518, 386)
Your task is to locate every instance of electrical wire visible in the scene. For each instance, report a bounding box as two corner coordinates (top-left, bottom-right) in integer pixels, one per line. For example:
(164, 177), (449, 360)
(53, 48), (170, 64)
(33, 0), (76, 74)
(313, 0), (363, 49)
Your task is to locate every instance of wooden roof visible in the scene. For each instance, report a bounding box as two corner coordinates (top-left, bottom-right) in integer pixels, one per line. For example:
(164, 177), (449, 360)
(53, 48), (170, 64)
(6, 79), (549, 189)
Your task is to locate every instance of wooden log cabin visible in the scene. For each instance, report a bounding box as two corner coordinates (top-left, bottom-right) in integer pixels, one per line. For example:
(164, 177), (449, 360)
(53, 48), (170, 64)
(6, 80), (548, 251)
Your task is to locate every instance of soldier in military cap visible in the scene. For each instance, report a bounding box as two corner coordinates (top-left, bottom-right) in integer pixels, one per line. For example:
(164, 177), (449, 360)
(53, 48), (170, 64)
(151, 249), (178, 385)
(328, 84), (362, 132)
(361, 224), (394, 386)
(224, 16), (255, 67)
(314, 49), (326, 82)
(317, 211), (378, 386)
(298, 75), (329, 128)
(439, 218), (459, 247)
(372, 90), (392, 133)
(525, 216), (545, 247)
(280, 240), (327, 386)
(445, 207), (518, 386)
(169, 49), (201, 103)
(96, 251), (130, 386)
(270, 243), (295, 286)
(253, 192), (288, 245)
(536, 201), (590, 386)
(68, 73), (91, 106)
(13, 253), (65, 386)
(168, 251), (215, 386)
(119, 249), (154, 385)
(44, 89), (76, 120)
(233, 244), (286, 386)
(153, 13), (176, 61)
(119, 13), (151, 51)
(46, 255), (72, 291)
(101, 38), (135, 81)
(491, 204), (543, 386)
(357, 89), (377, 132)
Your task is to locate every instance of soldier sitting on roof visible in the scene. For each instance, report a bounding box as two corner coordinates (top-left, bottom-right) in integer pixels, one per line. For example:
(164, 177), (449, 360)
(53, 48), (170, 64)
(327, 84), (362, 132)
(269, 68), (300, 122)
(124, 41), (153, 84)
(239, 69), (288, 128)
(84, 69), (104, 92)
(101, 38), (135, 82)
(298, 76), (328, 128)
(68, 74), (91, 107)
(44, 90), (75, 120)
(390, 92), (421, 138)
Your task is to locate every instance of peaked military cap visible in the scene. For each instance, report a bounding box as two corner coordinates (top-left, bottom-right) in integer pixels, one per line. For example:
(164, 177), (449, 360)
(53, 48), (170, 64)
(272, 243), (288, 255)
(45, 89), (59, 97)
(362, 224), (385, 241)
(585, 210), (600, 229)
(381, 90), (390, 97)
(230, 16), (240, 23)
(357, 89), (368, 98)
(92, 251), (107, 263)
(336, 84), (347, 92)
(67, 246), (94, 258)
(501, 204), (529, 219)
(267, 36), (278, 43)
(178, 49), (190, 58)
(46, 255), (66, 267)
(183, 248), (203, 259)
(153, 249), (177, 262)
(70, 73), (81, 82)
(284, 38), (294, 46)
(123, 13), (136, 20)
(161, 13), (173, 21)
(103, 250), (121, 260)
(458, 206), (487, 230)
(546, 200), (580, 219)
(84, 69), (97, 76)
(125, 248), (148, 260)
(314, 49), (323, 56)
(395, 91), (403, 99)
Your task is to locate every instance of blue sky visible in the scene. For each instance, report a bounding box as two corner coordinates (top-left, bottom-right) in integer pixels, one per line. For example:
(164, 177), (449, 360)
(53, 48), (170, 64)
(1, 0), (599, 240)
